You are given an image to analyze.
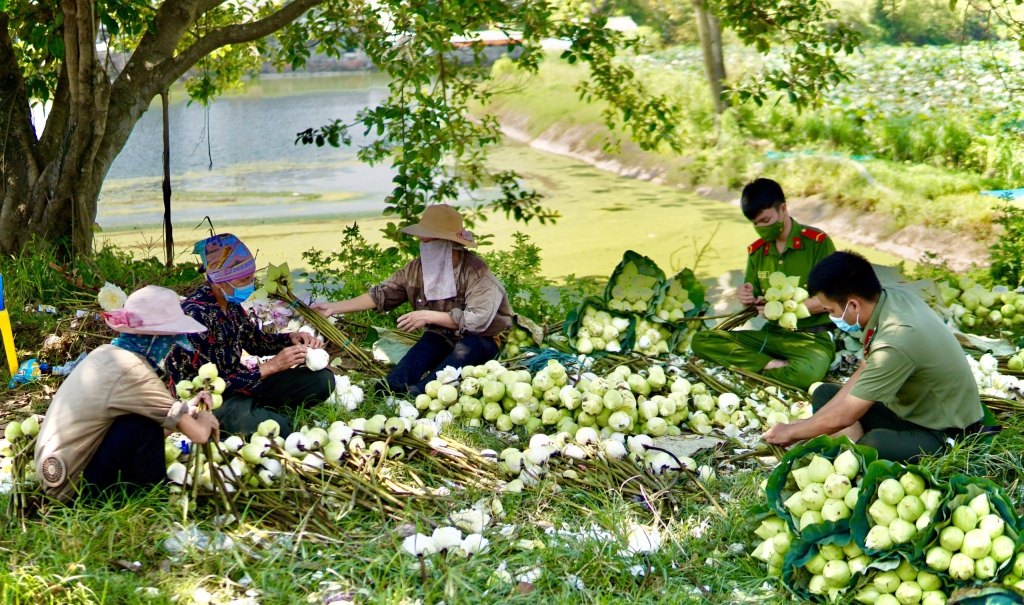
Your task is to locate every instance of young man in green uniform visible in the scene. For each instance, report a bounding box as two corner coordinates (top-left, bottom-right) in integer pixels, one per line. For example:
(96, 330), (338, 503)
(763, 251), (986, 462)
(691, 178), (837, 390)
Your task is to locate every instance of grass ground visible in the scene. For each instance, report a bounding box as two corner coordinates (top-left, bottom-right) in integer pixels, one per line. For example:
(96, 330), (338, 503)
(100, 142), (905, 283)
(4, 370), (1023, 605)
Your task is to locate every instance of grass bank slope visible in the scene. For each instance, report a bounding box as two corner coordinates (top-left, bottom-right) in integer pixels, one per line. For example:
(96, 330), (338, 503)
(484, 51), (1013, 269)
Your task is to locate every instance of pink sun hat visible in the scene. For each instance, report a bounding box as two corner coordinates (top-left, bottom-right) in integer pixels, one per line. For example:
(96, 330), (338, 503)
(101, 285), (208, 335)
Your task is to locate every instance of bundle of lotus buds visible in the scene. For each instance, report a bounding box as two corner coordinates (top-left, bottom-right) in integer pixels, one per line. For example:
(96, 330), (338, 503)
(174, 362), (225, 410)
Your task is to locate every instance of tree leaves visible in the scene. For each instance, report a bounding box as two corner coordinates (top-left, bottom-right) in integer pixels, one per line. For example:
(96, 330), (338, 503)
(5, 0), (863, 254)
(712, 0), (861, 109)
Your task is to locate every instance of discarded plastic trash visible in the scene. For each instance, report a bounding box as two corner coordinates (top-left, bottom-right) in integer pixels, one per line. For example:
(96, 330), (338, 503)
(162, 525), (234, 554)
(52, 352), (87, 376)
(9, 359), (48, 389)
(8, 352), (87, 388)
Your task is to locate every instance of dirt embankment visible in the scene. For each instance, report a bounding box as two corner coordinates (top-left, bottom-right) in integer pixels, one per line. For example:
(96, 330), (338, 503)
(499, 115), (991, 272)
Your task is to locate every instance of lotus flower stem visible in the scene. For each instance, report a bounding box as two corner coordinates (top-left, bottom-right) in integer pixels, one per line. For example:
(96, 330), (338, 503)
(726, 365), (808, 396)
(269, 287), (383, 375)
(714, 306), (758, 331)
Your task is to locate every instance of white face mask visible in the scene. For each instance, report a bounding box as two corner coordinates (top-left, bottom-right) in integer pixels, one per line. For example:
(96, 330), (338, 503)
(420, 240), (457, 301)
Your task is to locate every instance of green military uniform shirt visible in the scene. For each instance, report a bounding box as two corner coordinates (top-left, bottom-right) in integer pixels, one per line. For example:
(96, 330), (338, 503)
(850, 286), (983, 430)
(744, 220), (836, 329)
(690, 219), (837, 390)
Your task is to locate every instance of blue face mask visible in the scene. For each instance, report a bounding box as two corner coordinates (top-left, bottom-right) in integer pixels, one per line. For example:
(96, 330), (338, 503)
(830, 301), (861, 333)
(224, 281), (255, 304)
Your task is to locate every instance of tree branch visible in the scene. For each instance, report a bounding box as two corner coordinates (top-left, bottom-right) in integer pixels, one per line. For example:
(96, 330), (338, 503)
(162, 0), (326, 85)
(115, 0), (203, 96)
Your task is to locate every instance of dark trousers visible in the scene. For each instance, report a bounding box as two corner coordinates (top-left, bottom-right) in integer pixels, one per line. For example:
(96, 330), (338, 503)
(812, 383), (946, 463)
(215, 367), (334, 437)
(79, 414), (166, 500)
(386, 332), (499, 396)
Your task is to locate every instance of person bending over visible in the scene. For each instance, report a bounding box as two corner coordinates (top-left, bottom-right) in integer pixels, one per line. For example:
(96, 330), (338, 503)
(35, 286), (219, 502)
(691, 178), (837, 390)
(764, 251), (986, 463)
(313, 205), (513, 396)
(166, 233), (331, 436)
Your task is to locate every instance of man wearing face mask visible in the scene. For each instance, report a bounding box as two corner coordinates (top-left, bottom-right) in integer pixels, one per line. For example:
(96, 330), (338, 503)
(691, 178), (837, 390)
(311, 205), (513, 396)
(763, 251), (987, 462)
(165, 234), (332, 436)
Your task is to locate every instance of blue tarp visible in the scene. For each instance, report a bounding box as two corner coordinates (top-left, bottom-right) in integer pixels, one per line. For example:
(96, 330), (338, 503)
(980, 189), (1024, 200)
(764, 151), (874, 162)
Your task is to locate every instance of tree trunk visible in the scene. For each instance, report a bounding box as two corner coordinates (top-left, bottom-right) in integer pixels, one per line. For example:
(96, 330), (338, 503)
(0, 7), (116, 258)
(692, 0), (727, 115)
(707, 13), (726, 90)
(0, 0), (327, 258)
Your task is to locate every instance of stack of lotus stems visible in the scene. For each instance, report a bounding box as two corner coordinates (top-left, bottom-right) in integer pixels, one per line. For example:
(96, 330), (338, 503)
(263, 263), (383, 376)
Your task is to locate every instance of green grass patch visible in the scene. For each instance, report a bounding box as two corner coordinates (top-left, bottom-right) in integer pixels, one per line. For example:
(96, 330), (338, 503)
(483, 49), (1016, 240)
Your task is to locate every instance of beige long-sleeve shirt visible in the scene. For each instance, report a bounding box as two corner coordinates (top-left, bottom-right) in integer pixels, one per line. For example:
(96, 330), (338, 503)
(35, 345), (189, 503)
(369, 252), (514, 344)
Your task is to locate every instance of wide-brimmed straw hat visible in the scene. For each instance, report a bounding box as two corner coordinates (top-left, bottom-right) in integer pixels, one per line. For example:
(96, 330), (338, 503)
(400, 205), (477, 248)
(101, 285), (208, 335)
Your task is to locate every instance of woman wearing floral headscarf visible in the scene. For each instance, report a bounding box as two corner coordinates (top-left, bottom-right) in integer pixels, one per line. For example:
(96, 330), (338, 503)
(165, 233), (333, 437)
(35, 286), (219, 502)
(312, 205), (513, 396)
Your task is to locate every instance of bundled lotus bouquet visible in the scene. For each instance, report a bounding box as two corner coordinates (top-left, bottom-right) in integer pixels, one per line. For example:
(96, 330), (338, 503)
(761, 271), (811, 331)
(752, 437), (1024, 603)
(174, 362), (226, 410)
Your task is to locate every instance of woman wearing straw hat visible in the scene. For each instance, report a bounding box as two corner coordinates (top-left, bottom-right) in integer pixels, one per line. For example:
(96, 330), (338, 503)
(34, 286), (220, 503)
(313, 205), (514, 396)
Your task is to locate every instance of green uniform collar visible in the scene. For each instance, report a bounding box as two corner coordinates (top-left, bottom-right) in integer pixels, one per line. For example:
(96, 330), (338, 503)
(861, 289), (888, 340)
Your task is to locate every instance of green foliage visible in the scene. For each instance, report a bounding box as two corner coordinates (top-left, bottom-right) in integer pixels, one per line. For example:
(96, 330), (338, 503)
(989, 204), (1024, 288)
(301, 223), (411, 330)
(611, 0), (699, 45)
(869, 0), (993, 46)
(481, 232), (602, 325)
(302, 226), (600, 330)
(716, 0), (861, 107)
(0, 242), (201, 372)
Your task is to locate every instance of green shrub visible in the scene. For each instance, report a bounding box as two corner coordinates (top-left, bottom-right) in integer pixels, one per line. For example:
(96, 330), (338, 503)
(0, 242), (202, 372)
(989, 203), (1024, 287)
(481, 232), (602, 325)
(301, 223), (411, 332)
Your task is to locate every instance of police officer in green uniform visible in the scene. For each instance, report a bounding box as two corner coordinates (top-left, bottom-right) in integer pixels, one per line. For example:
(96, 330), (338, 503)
(691, 178), (837, 390)
(764, 251), (986, 462)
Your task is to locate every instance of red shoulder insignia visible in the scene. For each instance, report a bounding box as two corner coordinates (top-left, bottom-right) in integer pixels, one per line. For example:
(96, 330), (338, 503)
(800, 227), (828, 244)
(748, 239), (767, 255)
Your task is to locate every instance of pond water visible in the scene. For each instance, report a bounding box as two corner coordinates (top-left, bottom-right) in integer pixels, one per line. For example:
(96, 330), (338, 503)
(101, 72), (905, 279)
(100, 74), (398, 229)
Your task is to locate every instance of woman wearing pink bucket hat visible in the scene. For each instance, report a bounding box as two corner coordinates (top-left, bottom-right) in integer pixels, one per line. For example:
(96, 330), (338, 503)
(312, 205), (514, 396)
(34, 286), (220, 503)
